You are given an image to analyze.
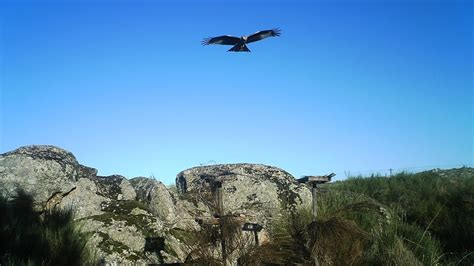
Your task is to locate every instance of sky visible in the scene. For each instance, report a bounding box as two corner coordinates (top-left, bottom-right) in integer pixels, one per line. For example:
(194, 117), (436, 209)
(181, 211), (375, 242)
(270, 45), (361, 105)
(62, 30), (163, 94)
(0, 0), (472, 184)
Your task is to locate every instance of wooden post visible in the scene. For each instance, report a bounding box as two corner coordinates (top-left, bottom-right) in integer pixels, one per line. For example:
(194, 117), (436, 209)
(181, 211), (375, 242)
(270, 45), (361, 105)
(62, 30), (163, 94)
(211, 181), (227, 265)
(297, 173), (334, 222)
(216, 181), (223, 216)
(221, 230), (227, 266)
(211, 180), (223, 217)
(297, 173), (335, 266)
(311, 183), (318, 222)
(196, 178), (252, 265)
(242, 223), (263, 245)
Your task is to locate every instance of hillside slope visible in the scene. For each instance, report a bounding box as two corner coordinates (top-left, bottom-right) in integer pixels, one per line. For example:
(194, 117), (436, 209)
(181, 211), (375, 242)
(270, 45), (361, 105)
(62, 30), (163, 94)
(330, 168), (474, 263)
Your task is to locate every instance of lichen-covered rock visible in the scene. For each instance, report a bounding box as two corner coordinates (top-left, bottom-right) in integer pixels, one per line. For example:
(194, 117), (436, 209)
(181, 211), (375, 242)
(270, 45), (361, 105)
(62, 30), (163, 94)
(0, 145), (190, 264)
(176, 164), (311, 227)
(79, 199), (181, 264)
(59, 178), (110, 219)
(130, 177), (200, 231)
(0, 145), (96, 208)
(0, 145), (319, 264)
(88, 174), (137, 201)
(130, 177), (176, 222)
(120, 178), (137, 200)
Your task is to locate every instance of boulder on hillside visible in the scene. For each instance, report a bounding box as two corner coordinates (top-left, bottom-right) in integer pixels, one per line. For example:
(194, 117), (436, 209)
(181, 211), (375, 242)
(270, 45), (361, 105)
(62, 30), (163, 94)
(131, 176), (201, 231)
(175, 163), (311, 226)
(0, 145), (184, 264)
(0, 145), (97, 209)
(130, 177), (177, 223)
(0, 145), (314, 264)
(89, 174), (137, 201)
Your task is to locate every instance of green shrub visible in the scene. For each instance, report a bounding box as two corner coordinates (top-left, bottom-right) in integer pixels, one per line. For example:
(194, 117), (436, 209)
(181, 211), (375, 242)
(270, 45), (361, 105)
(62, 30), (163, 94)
(0, 189), (93, 265)
(257, 187), (442, 265)
(331, 168), (474, 262)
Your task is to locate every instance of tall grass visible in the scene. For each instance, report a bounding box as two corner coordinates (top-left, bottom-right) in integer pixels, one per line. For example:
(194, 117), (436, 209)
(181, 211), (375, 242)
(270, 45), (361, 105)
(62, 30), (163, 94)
(331, 169), (474, 264)
(151, 168), (472, 265)
(0, 189), (93, 265)
(180, 215), (262, 265)
(255, 188), (442, 265)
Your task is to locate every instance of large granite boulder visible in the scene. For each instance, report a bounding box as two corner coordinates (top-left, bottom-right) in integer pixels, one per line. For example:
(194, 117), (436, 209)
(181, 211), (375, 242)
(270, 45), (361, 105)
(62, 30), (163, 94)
(0, 145), (96, 209)
(0, 146), (312, 264)
(131, 177), (202, 231)
(176, 163), (311, 227)
(77, 199), (186, 264)
(0, 145), (185, 264)
(130, 177), (177, 223)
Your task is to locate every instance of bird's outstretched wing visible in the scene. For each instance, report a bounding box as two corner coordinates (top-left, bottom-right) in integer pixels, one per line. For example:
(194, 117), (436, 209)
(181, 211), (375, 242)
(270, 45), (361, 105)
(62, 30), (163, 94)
(201, 35), (241, 46)
(245, 28), (281, 44)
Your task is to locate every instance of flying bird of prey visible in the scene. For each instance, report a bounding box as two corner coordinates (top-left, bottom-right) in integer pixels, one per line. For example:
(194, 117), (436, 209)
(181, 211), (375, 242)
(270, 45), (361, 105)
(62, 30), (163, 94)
(202, 28), (281, 52)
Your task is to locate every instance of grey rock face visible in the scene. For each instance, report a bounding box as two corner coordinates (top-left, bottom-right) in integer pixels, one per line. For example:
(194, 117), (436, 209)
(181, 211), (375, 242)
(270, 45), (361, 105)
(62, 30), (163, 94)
(130, 177), (200, 231)
(0, 145), (95, 208)
(176, 163), (311, 226)
(0, 145), (185, 264)
(130, 177), (176, 223)
(79, 200), (167, 264)
(120, 178), (137, 200)
(88, 174), (136, 201)
(59, 178), (109, 219)
(0, 145), (315, 264)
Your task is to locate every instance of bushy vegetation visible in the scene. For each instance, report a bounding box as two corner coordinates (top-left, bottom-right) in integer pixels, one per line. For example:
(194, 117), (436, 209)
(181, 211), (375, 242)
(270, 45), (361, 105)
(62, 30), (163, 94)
(182, 168), (472, 265)
(252, 189), (442, 265)
(180, 216), (256, 265)
(331, 167), (474, 264)
(0, 189), (93, 265)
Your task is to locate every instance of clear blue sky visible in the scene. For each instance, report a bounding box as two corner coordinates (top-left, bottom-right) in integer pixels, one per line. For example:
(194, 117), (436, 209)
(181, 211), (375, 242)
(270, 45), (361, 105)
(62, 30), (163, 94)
(1, 0), (472, 184)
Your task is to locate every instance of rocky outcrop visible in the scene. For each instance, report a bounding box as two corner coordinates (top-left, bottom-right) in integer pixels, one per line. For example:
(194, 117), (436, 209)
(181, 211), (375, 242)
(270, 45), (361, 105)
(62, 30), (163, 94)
(130, 177), (177, 223)
(0, 145), (95, 209)
(130, 177), (206, 231)
(176, 163), (311, 227)
(0, 145), (182, 264)
(0, 145), (313, 264)
(59, 177), (109, 219)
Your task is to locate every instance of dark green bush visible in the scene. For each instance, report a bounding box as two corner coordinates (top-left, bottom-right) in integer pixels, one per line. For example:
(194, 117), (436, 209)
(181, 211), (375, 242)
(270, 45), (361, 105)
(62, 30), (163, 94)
(0, 189), (92, 265)
(331, 168), (474, 264)
(256, 186), (442, 265)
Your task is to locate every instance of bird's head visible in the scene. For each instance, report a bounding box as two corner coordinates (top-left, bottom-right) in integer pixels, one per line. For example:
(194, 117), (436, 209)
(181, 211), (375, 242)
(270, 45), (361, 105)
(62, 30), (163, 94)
(242, 36), (248, 42)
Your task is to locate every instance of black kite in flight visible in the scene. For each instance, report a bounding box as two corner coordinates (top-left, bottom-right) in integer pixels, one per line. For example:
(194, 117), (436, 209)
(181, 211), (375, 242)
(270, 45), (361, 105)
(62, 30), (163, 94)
(202, 28), (281, 52)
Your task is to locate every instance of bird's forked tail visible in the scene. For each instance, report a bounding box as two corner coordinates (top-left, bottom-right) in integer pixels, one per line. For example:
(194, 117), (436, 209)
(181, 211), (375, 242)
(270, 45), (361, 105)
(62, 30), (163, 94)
(228, 43), (251, 52)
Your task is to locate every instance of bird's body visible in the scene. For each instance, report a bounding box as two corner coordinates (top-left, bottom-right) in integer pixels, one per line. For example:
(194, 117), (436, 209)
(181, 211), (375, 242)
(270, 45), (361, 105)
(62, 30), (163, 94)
(229, 44), (251, 52)
(202, 29), (281, 52)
